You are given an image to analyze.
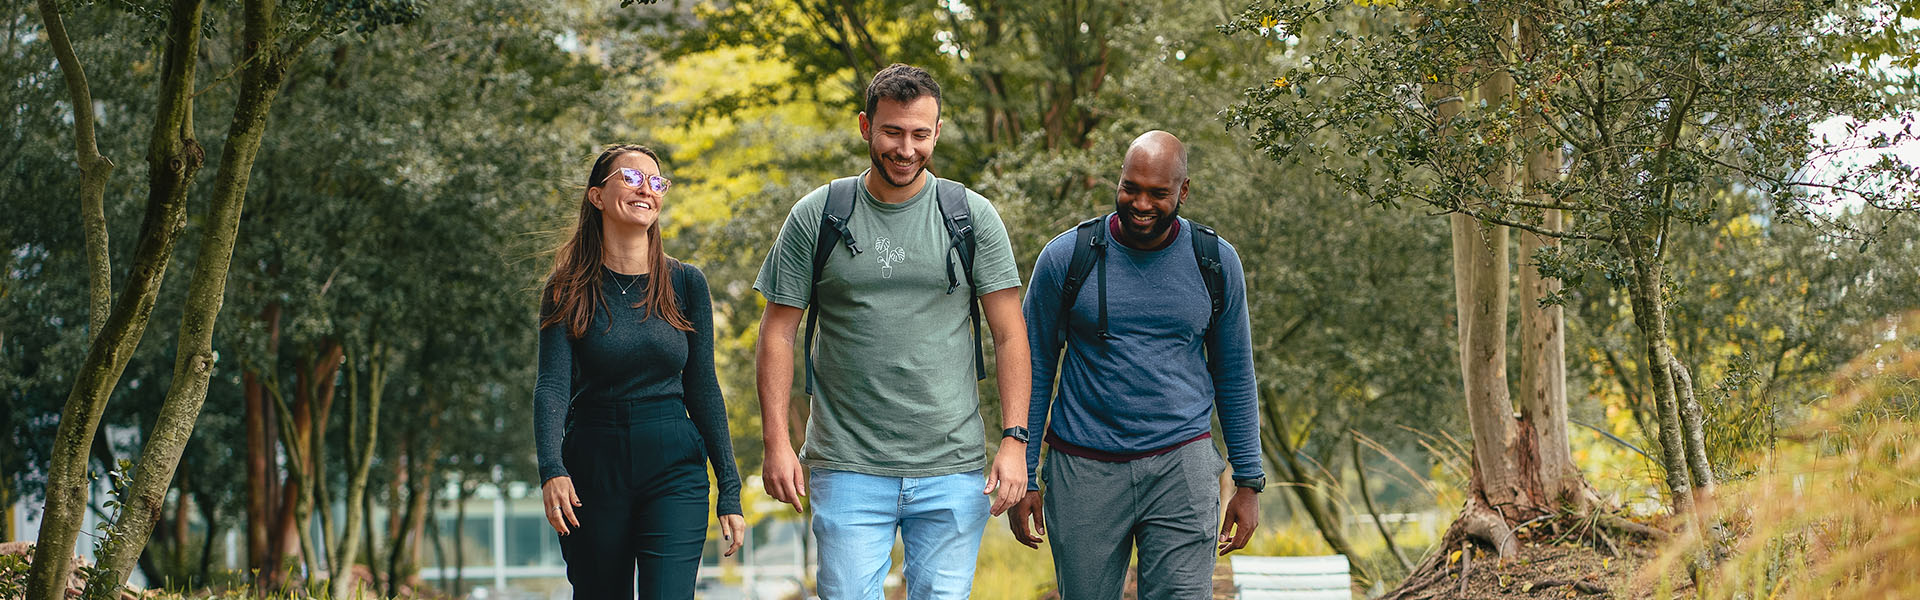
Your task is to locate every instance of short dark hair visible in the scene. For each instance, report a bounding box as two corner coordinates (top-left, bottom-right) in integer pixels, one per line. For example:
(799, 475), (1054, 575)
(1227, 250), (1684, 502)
(864, 63), (942, 118)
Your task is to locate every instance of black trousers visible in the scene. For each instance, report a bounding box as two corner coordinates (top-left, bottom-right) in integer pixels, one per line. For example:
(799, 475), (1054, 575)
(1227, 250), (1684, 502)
(559, 399), (711, 599)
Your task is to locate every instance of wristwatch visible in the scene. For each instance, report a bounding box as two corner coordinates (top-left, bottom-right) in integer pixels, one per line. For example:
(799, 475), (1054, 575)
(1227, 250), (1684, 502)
(1233, 476), (1266, 493)
(1001, 426), (1030, 444)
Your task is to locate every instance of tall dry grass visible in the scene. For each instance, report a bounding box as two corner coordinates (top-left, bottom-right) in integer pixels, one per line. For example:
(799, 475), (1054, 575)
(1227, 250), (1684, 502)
(1640, 312), (1920, 599)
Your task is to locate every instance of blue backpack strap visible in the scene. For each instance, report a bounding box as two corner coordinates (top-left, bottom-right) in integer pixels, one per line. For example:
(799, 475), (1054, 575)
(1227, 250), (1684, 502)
(1059, 215), (1108, 342)
(804, 177), (861, 395)
(1189, 221), (1226, 332)
(935, 179), (985, 382)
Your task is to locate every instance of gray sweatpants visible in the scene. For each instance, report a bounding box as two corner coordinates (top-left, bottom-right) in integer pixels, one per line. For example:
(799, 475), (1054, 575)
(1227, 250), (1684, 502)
(1042, 440), (1225, 600)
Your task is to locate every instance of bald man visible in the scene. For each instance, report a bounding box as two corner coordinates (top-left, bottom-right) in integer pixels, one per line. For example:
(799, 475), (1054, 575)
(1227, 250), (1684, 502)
(1010, 131), (1265, 599)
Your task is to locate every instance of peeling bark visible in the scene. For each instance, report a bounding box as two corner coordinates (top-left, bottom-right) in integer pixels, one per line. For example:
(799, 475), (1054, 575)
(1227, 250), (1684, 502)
(1518, 12), (1584, 505)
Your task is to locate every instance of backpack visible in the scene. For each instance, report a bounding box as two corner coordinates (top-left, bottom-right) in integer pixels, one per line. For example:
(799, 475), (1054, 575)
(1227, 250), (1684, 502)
(1058, 214), (1225, 341)
(803, 175), (984, 394)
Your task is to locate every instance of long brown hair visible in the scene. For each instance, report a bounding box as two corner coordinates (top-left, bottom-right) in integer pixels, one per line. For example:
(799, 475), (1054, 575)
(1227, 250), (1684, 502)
(541, 144), (693, 338)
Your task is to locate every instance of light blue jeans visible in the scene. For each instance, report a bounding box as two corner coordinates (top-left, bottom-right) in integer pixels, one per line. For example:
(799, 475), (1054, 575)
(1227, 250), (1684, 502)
(810, 468), (990, 599)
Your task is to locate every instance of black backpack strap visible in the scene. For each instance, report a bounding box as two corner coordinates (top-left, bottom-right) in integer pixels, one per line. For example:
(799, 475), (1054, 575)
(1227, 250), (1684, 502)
(1059, 215), (1108, 343)
(1189, 221), (1226, 333)
(804, 177), (861, 395)
(935, 179), (986, 382)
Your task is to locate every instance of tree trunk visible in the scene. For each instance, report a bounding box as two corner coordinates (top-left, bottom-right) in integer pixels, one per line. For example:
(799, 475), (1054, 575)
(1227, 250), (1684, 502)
(269, 351), (314, 578)
(363, 486), (381, 590)
(80, 1), (306, 589)
(1618, 233), (1695, 516)
(1383, 18), (1617, 599)
(426, 494), (445, 595)
(173, 480), (191, 577)
(1, 477), (13, 542)
(451, 482), (471, 596)
(1516, 12), (1585, 505)
(32, 0), (116, 342)
(1453, 210), (1527, 515)
(330, 346), (385, 600)
(273, 380), (324, 587)
(27, 1), (208, 597)
(1456, 48), (1532, 522)
(303, 342), (342, 553)
(196, 497), (215, 586)
(1668, 357), (1715, 494)
(387, 438), (420, 599)
(1353, 436), (1412, 573)
(393, 426), (438, 595)
(244, 302), (280, 583)
(1259, 395), (1373, 584)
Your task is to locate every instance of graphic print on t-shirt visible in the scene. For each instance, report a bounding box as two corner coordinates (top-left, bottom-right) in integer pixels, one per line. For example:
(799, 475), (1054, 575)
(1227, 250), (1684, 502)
(873, 237), (907, 278)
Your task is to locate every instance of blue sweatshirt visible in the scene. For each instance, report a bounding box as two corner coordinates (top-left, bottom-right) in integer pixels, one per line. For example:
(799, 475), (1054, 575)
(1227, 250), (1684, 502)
(1023, 216), (1264, 490)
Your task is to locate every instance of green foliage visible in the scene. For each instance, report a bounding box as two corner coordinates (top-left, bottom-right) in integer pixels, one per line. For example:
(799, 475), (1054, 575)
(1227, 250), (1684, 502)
(5, 0), (641, 585)
(1571, 198), (1920, 483)
(0, 552), (28, 599)
(315, 0), (424, 34)
(1222, 0), (1917, 250)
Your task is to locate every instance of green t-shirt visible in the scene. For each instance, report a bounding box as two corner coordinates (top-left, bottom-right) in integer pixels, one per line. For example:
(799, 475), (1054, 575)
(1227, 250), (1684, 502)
(755, 174), (1022, 477)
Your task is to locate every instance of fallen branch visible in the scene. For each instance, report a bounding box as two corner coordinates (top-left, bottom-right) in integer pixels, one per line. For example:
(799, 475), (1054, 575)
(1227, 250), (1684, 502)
(1595, 512), (1670, 544)
(1531, 578), (1608, 595)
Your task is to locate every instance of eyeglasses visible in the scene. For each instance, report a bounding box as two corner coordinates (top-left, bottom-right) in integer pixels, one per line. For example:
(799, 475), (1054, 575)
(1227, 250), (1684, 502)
(604, 167), (671, 194)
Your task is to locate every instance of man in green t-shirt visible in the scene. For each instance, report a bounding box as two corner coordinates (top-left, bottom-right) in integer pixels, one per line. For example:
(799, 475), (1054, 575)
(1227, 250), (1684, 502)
(753, 63), (1032, 599)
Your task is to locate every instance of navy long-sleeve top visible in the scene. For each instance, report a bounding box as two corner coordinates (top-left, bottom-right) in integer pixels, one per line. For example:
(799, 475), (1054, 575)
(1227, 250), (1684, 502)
(1022, 216), (1264, 490)
(533, 262), (742, 517)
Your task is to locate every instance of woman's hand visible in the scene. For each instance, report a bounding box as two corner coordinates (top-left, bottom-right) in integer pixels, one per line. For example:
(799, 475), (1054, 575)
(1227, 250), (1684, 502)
(719, 514), (746, 557)
(542, 476), (583, 535)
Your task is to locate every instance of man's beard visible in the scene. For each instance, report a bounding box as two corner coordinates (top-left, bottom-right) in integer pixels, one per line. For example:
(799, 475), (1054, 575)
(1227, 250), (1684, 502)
(869, 145), (928, 188)
(1117, 201), (1181, 244)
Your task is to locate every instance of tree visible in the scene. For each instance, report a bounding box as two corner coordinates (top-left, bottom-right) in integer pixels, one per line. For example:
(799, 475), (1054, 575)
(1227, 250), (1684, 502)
(79, 0), (425, 594)
(1225, 0), (1916, 594)
(28, 1), (210, 596)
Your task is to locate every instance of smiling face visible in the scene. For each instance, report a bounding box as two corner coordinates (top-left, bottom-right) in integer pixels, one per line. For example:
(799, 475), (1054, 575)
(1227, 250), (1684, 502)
(859, 95), (941, 192)
(1114, 141), (1189, 249)
(589, 151), (666, 230)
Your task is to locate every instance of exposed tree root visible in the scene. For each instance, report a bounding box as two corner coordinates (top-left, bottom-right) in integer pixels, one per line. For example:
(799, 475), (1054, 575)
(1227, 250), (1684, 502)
(1378, 501), (1514, 600)
(1381, 500), (1672, 600)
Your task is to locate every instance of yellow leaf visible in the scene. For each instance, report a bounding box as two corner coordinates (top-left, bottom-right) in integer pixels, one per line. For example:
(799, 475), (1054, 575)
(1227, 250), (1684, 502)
(1448, 549), (1463, 565)
(1603, 557), (1612, 569)
(1259, 15), (1279, 29)
(1273, 77), (1289, 88)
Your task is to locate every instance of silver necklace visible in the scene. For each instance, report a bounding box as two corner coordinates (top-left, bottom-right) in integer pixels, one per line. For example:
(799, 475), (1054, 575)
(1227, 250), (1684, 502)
(611, 272), (640, 295)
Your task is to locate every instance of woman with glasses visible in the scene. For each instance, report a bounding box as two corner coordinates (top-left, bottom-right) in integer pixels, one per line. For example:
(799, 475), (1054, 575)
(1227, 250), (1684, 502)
(534, 144), (744, 597)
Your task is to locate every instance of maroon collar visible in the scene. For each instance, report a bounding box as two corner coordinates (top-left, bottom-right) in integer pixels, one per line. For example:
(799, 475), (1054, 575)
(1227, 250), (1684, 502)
(1107, 213), (1181, 251)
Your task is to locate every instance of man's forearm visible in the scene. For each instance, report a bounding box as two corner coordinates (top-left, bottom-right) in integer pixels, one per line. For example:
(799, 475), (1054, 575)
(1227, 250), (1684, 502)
(756, 330), (796, 449)
(995, 343), (1030, 430)
(981, 288), (1032, 430)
